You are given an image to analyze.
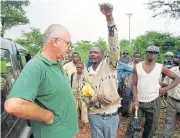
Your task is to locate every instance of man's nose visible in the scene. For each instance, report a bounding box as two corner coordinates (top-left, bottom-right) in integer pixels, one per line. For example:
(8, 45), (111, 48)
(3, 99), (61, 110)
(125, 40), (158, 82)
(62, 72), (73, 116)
(67, 46), (72, 51)
(90, 53), (95, 56)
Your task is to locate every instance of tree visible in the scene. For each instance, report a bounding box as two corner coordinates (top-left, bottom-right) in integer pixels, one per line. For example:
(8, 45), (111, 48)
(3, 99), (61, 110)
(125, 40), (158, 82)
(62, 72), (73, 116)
(93, 37), (108, 54)
(1, 0), (30, 37)
(15, 28), (43, 55)
(73, 41), (92, 63)
(133, 31), (180, 62)
(120, 39), (134, 57)
(73, 38), (108, 63)
(146, 0), (180, 19)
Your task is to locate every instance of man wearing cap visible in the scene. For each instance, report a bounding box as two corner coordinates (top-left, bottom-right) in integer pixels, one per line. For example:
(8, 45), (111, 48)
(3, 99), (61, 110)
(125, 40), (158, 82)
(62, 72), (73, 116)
(160, 52), (180, 138)
(125, 46), (180, 138)
(164, 51), (174, 68)
(120, 50), (132, 64)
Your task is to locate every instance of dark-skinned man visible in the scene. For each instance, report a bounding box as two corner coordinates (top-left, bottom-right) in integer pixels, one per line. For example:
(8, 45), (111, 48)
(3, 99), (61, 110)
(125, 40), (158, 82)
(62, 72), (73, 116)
(125, 46), (180, 138)
(160, 52), (180, 138)
(83, 3), (121, 138)
(71, 62), (89, 134)
(63, 52), (80, 80)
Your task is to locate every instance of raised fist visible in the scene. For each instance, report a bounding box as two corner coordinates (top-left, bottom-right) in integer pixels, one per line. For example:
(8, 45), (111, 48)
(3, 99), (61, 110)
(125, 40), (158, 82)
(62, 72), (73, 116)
(99, 3), (113, 16)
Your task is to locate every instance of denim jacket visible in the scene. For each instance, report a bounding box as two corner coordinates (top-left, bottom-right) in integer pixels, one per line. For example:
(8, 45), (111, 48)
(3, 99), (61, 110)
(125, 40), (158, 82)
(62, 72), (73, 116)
(117, 61), (133, 83)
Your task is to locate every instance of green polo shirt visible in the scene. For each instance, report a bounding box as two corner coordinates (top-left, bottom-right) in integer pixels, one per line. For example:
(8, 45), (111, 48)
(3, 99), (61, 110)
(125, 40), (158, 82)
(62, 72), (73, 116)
(8, 53), (79, 138)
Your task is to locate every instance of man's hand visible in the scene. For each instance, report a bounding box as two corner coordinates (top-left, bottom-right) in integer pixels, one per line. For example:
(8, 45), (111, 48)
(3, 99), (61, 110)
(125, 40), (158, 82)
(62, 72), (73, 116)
(134, 99), (139, 109)
(99, 3), (113, 16)
(43, 110), (54, 125)
(159, 87), (167, 95)
(97, 94), (112, 106)
(97, 94), (105, 101)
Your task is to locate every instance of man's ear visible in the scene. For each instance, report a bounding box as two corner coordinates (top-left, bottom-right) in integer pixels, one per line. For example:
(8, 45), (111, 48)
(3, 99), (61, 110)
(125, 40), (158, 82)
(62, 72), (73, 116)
(51, 37), (57, 47)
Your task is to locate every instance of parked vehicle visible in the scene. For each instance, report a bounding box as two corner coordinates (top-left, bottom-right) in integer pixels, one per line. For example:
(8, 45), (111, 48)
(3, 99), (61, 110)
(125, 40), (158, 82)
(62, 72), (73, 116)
(1, 38), (32, 138)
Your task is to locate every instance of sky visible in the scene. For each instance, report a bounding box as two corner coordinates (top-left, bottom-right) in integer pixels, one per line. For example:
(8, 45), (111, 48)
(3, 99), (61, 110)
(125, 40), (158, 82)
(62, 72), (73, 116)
(5, 0), (180, 43)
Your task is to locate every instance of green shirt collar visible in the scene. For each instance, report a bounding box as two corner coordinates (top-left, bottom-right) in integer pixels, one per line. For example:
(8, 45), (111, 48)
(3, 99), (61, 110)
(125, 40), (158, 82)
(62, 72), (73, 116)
(36, 53), (60, 65)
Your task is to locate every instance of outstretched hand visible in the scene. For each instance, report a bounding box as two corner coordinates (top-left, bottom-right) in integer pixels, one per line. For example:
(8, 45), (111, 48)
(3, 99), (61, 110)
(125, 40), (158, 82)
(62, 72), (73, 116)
(99, 3), (113, 16)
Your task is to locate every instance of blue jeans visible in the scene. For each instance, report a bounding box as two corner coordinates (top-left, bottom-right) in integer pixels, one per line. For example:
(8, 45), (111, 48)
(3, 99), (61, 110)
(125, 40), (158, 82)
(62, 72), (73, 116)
(88, 114), (120, 138)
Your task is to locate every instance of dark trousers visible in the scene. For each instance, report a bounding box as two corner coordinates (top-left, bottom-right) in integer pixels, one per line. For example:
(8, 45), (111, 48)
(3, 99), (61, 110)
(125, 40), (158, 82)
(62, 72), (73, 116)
(125, 97), (161, 138)
(118, 81), (132, 113)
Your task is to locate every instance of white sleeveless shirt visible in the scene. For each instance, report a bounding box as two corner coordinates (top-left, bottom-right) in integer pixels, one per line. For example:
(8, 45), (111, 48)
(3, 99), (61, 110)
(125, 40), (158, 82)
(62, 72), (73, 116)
(136, 62), (162, 102)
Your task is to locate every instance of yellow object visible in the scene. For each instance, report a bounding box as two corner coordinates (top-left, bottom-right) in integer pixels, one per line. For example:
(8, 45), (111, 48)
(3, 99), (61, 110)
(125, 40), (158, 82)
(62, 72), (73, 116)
(0, 60), (8, 73)
(82, 83), (95, 97)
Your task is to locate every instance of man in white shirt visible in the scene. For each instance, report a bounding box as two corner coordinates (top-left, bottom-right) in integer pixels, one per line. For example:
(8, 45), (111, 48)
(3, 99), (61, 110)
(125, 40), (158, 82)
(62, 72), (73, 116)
(125, 46), (180, 138)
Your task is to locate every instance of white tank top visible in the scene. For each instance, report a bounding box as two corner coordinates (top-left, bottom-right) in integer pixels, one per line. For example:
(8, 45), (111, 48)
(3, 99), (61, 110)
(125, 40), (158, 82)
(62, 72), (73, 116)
(136, 62), (162, 102)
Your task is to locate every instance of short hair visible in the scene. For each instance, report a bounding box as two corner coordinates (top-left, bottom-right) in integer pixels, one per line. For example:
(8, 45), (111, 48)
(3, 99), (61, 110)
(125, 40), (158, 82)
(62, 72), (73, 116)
(133, 51), (141, 57)
(43, 24), (66, 45)
(72, 52), (79, 56)
(76, 61), (84, 67)
(92, 46), (104, 55)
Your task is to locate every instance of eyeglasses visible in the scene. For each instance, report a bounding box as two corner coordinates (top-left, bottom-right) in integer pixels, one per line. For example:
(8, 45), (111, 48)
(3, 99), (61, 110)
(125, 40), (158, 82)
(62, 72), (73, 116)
(56, 37), (72, 48)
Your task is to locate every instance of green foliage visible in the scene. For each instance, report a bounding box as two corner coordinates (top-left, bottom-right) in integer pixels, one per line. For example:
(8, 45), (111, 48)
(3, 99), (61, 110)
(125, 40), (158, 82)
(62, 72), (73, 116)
(133, 31), (180, 62)
(73, 37), (108, 63)
(14, 28), (180, 64)
(73, 42), (92, 63)
(93, 37), (108, 54)
(1, 0), (30, 37)
(15, 28), (43, 55)
(146, 0), (180, 19)
(120, 39), (134, 57)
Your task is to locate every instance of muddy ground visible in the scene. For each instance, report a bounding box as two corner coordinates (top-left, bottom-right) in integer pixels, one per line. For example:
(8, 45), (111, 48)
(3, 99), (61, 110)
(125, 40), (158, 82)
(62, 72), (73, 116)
(77, 109), (180, 138)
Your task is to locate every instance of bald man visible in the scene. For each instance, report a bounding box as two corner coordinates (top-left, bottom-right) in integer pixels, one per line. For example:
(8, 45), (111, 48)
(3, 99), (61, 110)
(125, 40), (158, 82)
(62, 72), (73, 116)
(4, 24), (79, 138)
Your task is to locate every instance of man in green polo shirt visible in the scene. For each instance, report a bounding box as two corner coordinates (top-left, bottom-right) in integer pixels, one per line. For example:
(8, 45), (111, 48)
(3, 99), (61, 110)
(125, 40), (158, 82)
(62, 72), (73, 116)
(4, 24), (79, 138)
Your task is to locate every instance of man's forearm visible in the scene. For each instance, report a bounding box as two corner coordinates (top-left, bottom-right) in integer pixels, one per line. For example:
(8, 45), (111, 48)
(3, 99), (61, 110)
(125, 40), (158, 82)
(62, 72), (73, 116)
(5, 98), (52, 122)
(132, 85), (138, 101)
(165, 77), (180, 91)
(106, 15), (114, 22)
(106, 15), (120, 65)
(107, 15), (119, 46)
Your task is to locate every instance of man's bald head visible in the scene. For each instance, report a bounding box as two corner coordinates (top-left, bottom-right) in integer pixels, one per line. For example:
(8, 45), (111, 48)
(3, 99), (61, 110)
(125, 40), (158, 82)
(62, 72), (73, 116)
(43, 24), (70, 45)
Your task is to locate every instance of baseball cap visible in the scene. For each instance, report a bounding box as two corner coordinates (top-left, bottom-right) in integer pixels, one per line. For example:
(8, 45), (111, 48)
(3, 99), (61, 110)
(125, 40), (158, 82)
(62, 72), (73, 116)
(146, 46), (160, 53)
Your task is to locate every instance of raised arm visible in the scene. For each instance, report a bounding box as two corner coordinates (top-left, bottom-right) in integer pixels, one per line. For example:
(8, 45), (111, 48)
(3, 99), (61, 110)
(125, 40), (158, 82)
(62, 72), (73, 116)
(99, 3), (120, 68)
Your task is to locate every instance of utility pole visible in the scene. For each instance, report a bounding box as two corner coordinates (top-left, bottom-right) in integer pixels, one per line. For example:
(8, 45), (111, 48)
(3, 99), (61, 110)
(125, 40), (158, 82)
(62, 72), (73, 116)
(126, 13), (133, 47)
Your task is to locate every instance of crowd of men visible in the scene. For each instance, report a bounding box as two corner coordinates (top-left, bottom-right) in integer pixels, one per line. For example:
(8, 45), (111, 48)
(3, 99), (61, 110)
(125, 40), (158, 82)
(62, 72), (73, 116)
(4, 2), (180, 138)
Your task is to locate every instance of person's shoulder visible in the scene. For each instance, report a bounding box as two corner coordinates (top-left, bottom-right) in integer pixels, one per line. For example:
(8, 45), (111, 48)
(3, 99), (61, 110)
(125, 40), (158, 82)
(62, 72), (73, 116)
(27, 56), (44, 66)
(156, 62), (163, 65)
(170, 66), (179, 72)
(156, 63), (163, 68)
(63, 61), (72, 67)
(23, 57), (45, 72)
(117, 61), (123, 65)
(136, 61), (142, 66)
